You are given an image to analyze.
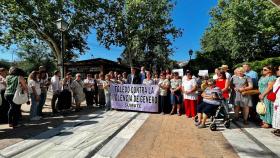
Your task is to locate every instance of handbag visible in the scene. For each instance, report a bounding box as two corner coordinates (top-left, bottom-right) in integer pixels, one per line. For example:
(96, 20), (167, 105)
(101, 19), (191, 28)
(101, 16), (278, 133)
(13, 77), (28, 105)
(267, 86), (280, 102)
(242, 89), (260, 96)
(256, 101), (266, 115)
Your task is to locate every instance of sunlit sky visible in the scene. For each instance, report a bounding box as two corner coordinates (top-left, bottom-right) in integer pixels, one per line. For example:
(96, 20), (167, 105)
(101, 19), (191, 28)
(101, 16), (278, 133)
(0, 0), (217, 62)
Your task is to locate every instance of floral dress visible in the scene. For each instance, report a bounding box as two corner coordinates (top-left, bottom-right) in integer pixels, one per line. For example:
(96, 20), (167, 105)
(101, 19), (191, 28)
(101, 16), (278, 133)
(272, 78), (280, 129)
(258, 75), (277, 124)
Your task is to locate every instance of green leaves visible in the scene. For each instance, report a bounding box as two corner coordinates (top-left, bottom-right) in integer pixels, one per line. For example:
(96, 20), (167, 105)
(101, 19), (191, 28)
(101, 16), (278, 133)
(197, 0), (280, 72)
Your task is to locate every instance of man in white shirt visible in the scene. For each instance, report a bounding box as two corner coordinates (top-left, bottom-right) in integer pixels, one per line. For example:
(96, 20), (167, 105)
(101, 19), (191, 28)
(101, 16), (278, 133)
(51, 70), (61, 114)
(84, 74), (95, 108)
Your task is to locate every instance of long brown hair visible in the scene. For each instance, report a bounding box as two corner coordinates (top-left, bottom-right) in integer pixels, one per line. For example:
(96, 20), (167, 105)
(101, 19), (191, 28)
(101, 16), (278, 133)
(263, 65), (275, 75)
(28, 71), (39, 81)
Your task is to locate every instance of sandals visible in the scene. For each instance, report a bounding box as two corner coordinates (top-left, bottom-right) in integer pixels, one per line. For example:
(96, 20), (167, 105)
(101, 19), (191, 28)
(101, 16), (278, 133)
(261, 123), (271, 128)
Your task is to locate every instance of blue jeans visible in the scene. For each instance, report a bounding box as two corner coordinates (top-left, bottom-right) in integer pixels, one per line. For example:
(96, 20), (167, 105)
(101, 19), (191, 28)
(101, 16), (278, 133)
(38, 93), (46, 116)
(30, 94), (39, 118)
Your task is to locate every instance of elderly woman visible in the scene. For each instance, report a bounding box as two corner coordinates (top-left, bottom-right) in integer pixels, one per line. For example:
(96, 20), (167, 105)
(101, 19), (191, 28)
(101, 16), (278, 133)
(170, 72), (182, 115)
(158, 72), (170, 114)
(71, 73), (85, 112)
(5, 67), (28, 128)
(272, 66), (280, 136)
(182, 70), (198, 118)
(143, 71), (154, 86)
(196, 79), (223, 128)
(258, 65), (277, 128)
(230, 67), (253, 125)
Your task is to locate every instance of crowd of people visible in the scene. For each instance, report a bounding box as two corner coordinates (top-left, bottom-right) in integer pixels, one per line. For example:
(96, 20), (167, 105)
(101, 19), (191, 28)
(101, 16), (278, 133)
(0, 64), (280, 137)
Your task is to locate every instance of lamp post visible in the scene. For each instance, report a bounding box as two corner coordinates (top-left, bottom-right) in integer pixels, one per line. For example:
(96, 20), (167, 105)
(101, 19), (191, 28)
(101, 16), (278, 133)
(188, 49), (193, 61)
(56, 18), (68, 78)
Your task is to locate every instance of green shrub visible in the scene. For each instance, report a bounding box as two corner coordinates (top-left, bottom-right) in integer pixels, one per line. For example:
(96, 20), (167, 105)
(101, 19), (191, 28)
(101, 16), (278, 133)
(235, 57), (280, 74)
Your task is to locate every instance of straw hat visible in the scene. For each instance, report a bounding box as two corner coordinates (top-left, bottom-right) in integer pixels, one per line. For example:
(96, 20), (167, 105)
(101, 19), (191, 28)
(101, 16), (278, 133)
(221, 65), (229, 70)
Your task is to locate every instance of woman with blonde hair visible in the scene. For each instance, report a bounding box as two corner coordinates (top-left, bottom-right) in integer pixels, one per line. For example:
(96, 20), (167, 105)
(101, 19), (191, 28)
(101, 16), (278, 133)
(230, 67), (253, 125)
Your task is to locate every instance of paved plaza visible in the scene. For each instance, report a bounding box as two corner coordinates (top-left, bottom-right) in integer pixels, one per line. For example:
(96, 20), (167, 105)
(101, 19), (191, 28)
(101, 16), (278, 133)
(0, 94), (280, 158)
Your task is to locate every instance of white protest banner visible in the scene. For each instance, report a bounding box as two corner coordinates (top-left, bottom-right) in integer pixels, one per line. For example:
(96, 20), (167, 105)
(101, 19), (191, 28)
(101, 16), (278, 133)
(110, 84), (159, 112)
(198, 70), (208, 77)
(172, 69), (184, 76)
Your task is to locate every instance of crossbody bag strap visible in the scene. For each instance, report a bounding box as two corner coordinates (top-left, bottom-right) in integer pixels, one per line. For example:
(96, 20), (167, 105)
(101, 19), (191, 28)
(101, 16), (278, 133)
(275, 86), (280, 94)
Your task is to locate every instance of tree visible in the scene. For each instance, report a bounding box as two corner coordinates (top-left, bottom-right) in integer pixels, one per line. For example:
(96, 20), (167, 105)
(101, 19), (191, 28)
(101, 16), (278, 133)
(16, 41), (56, 74)
(0, 0), (108, 74)
(199, 0), (280, 69)
(96, 0), (181, 67)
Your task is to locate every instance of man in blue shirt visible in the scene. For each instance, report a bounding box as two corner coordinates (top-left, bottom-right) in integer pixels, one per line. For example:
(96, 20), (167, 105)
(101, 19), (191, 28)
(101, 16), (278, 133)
(243, 64), (258, 88)
(243, 63), (260, 123)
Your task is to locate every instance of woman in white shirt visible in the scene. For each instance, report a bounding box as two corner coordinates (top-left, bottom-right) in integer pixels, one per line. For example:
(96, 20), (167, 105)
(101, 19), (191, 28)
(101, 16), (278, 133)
(182, 70), (198, 118)
(143, 71), (154, 86)
(28, 71), (41, 121)
(158, 72), (170, 114)
(272, 66), (280, 136)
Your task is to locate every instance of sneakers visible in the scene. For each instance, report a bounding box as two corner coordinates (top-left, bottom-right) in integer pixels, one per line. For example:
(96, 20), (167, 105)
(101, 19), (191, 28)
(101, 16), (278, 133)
(30, 116), (41, 121)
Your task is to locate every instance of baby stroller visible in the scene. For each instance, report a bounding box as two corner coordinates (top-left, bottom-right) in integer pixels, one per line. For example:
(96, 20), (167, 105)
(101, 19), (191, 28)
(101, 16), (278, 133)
(195, 99), (231, 131)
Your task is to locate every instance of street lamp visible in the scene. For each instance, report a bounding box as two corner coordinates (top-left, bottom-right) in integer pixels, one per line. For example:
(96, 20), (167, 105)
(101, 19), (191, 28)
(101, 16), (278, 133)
(188, 49), (193, 61)
(56, 18), (68, 78)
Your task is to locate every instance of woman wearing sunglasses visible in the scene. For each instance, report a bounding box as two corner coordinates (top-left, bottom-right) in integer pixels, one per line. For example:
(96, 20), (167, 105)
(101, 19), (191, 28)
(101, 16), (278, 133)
(258, 65), (276, 128)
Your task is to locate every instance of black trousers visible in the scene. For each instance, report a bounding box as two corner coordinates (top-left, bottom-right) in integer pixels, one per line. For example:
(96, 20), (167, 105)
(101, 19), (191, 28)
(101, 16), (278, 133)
(0, 90), (9, 123)
(85, 90), (94, 106)
(5, 94), (21, 126)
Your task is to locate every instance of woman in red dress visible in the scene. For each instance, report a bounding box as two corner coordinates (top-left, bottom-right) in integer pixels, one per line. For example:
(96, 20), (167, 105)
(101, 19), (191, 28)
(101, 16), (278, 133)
(215, 71), (229, 99)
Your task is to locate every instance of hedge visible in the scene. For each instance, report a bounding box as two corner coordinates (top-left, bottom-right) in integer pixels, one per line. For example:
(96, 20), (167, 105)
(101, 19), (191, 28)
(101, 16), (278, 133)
(235, 57), (280, 74)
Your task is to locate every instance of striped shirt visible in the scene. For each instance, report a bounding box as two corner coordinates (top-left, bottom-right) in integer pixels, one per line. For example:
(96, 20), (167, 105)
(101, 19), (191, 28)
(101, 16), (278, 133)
(203, 86), (223, 105)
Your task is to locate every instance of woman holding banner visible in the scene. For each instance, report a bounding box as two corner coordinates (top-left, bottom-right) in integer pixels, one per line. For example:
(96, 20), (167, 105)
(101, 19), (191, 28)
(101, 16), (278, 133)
(158, 72), (170, 114)
(143, 71), (154, 86)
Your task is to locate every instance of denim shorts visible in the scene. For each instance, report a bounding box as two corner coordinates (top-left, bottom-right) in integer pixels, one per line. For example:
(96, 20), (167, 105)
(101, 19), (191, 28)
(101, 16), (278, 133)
(170, 91), (182, 105)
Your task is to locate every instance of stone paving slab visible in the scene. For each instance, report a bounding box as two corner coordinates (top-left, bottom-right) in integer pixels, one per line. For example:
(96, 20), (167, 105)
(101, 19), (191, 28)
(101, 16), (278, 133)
(93, 113), (150, 158)
(0, 111), (142, 158)
(117, 115), (239, 158)
(222, 121), (280, 158)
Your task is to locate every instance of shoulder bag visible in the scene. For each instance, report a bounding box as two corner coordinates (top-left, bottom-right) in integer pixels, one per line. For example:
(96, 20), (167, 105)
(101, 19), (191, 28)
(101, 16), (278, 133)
(256, 101), (266, 115)
(13, 77), (28, 105)
(267, 86), (280, 102)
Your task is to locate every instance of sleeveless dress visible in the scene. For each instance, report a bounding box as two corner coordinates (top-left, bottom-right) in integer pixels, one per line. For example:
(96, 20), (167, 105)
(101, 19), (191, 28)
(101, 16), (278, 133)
(216, 79), (229, 99)
(258, 75), (277, 124)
